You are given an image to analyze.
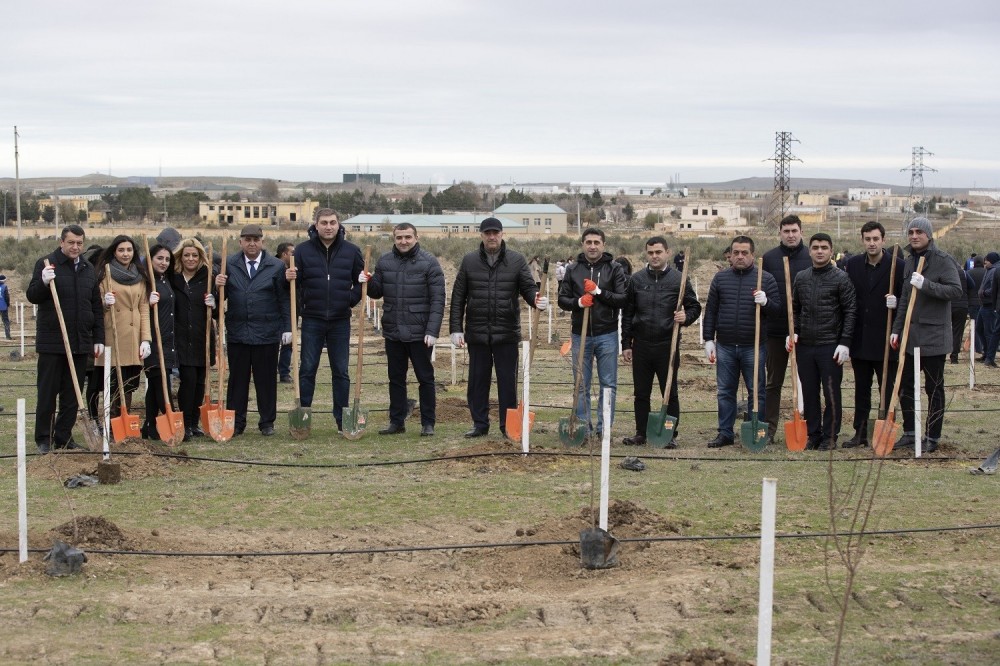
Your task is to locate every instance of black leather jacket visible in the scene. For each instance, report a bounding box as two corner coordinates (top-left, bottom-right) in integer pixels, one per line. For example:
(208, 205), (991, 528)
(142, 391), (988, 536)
(622, 265), (701, 348)
(792, 263), (857, 346)
(558, 252), (628, 337)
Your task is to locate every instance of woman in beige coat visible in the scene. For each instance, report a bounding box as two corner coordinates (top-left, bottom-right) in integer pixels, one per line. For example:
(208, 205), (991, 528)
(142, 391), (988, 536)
(98, 235), (153, 412)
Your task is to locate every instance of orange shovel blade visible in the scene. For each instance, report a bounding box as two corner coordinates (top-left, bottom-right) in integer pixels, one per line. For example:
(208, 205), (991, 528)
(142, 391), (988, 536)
(207, 403), (236, 442)
(784, 411), (808, 452)
(505, 405), (535, 440)
(156, 410), (186, 447)
(871, 417), (899, 457)
(110, 409), (142, 443)
(560, 341), (571, 356)
(199, 400), (213, 434)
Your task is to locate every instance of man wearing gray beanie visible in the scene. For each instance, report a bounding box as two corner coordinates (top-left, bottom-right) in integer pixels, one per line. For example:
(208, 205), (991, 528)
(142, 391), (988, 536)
(889, 217), (963, 452)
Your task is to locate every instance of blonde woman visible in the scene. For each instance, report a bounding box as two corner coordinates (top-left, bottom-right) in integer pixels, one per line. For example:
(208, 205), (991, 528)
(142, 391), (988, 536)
(97, 235), (152, 412)
(170, 238), (217, 441)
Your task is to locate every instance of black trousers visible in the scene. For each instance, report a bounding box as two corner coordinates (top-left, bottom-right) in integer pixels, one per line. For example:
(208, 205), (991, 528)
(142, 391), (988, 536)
(850, 356), (896, 432)
(110, 365), (142, 412)
(86, 366), (103, 420)
(466, 341), (518, 432)
(797, 343), (843, 443)
(764, 336), (790, 436)
(385, 338), (436, 427)
(899, 353), (946, 440)
(951, 308), (968, 360)
(178, 365), (207, 429)
(631, 339), (678, 437)
(226, 342), (279, 431)
(144, 366), (168, 431)
(35, 352), (87, 448)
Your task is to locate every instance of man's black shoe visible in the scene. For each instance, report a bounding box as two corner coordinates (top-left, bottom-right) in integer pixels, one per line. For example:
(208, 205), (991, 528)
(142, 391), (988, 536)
(894, 434), (915, 449)
(279, 375), (293, 384)
(923, 438), (939, 453)
(191, 426), (206, 438)
(816, 439), (837, 451)
(950, 357), (959, 364)
(706, 435), (735, 448)
(464, 427), (488, 438)
(64, 439), (86, 451)
(37, 442), (51, 454)
(379, 423), (406, 435)
(183, 428), (192, 442)
(841, 431), (867, 449)
(622, 435), (646, 446)
(420, 425), (434, 437)
(805, 439), (821, 451)
(985, 361), (998, 368)
(232, 427), (245, 437)
(260, 425), (275, 436)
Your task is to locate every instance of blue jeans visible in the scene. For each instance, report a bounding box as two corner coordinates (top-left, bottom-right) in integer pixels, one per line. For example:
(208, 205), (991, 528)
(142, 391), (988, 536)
(982, 308), (999, 362)
(299, 317), (351, 426)
(716, 342), (766, 439)
(570, 331), (618, 434)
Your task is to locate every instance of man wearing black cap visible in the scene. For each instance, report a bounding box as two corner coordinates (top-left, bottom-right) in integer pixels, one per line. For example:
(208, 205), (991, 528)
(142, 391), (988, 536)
(890, 217), (963, 452)
(449, 217), (546, 438)
(215, 224), (291, 437)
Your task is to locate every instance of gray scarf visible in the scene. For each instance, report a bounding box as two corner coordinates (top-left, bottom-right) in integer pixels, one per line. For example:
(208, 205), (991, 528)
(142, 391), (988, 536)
(109, 261), (142, 287)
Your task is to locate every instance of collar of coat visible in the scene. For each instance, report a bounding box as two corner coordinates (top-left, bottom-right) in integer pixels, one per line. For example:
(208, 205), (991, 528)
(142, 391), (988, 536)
(478, 240), (506, 261)
(393, 243), (420, 260)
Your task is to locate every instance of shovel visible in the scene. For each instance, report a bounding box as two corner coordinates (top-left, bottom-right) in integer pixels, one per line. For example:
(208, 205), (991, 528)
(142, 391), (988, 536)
(105, 273), (142, 442)
(646, 247), (690, 448)
(558, 307), (590, 446)
(208, 238), (236, 442)
(144, 237), (184, 446)
(45, 260), (103, 452)
(869, 244), (900, 441)
(343, 245), (373, 440)
(741, 259), (769, 452)
(506, 257), (548, 440)
(873, 256), (925, 457)
(199, 243), (215, 433)
(287, 253), (310, 439)
(782, 256), (808, 451)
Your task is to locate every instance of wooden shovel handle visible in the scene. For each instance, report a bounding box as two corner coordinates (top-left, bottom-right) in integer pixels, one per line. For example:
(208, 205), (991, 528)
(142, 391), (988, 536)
(752, 258), (764, 410)
(289, 252), (301, 401)
(529, 256), (549, 365)
(44, 260), (87, 407)
(352, 246), (373, 403)
(204, 242), (214, 403)
(878, 244), (900, 417)
(106, 271), (129, 413)
(144, 236), (175, 410)
(783, 256), (800, 409)
(883, 256), (926, 419)
(660, 247), (690, 408)
(569, 306), (591, 428)
(218, 238), (228, 400)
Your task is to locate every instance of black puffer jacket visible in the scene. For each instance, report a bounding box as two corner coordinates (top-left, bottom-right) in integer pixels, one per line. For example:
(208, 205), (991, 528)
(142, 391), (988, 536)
(761, 241), (812, 338)
(294, 225), (363, 321)
(26, 248), (105, 354)
(144, 271), (176, 370)
(449, 241), (538, 345)
(792, 263), (857, 346)
(367, 243), (446, 343)
(170, 266), (215, 368)
(703, 265), (781, 345)
(558, 252), (628, 336)
(621, 265), (702, 348)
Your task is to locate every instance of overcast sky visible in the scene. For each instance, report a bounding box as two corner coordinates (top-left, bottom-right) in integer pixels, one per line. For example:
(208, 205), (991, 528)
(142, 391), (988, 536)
(3, 0), (998, 187)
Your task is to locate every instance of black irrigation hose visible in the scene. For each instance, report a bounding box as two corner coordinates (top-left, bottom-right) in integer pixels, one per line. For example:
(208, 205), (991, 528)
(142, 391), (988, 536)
(4, 522), (998, 559)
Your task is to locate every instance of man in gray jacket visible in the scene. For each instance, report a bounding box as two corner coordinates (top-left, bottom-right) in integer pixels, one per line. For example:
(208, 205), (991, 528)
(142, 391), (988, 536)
(364, 223), (445, 437)
(890, 217), (963, 452)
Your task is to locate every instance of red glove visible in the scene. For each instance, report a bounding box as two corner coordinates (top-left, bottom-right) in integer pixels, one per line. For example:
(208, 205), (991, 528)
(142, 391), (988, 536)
(583, 279), (599, 294)
(579, 294), (594, 308)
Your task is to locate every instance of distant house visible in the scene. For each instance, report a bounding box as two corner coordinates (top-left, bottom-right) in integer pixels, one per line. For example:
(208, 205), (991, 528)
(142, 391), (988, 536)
(199, 200), (318, 226)
(186, 183), (253, 200)
(343, 214), (527, 237)
(491, 204), (568, 234)
(848, 187), (892, 201)
(54, 186), (119, 202)
(675, 203), (743, 232)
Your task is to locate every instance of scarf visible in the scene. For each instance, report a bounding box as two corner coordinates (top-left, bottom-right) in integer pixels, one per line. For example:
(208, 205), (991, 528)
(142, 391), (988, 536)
(109, 261), (142, 287)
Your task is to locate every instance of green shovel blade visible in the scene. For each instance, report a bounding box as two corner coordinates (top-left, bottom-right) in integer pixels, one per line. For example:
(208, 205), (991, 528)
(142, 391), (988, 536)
(342, 402), (369, 440)
(741, 413), (769, 452)
(645, 409), (677, 448)
(558, 416), (586, 447)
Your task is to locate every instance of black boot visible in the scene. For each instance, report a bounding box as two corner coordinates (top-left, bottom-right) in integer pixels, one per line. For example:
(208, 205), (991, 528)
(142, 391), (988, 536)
(841, 430), (867, 449)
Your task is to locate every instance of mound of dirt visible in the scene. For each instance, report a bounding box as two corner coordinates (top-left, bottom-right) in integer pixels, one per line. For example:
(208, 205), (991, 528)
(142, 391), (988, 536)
(658, 648), (753, 666)
(436, 440), (578, 473)
(27, 438), (189, 481)
(49, 515), (135, 550)
(436, 396), (474, 422)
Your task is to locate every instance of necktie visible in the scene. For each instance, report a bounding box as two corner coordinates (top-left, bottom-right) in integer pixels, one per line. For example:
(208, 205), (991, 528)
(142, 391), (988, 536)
(248, 260), (257, 278)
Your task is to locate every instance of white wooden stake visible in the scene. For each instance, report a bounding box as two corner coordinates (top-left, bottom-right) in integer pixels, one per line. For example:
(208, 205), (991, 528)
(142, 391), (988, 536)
(914, 347), (922, 458)
(17, 399), (28, 563)
(450, 343), (457, 385)
(969, 325), (976, 389)
(547, 278), (553, 344)
(757, 478), (777, 666)
(521, 341), (530, 454)
(20, 302), (26, 357)
(599, 387), (612, 531)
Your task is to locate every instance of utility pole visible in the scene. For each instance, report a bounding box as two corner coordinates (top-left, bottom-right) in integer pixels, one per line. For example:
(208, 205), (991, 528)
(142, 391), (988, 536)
(763, 131), (801, 228)
(901, 146), (935, 233)
(14, 126), (22, 242)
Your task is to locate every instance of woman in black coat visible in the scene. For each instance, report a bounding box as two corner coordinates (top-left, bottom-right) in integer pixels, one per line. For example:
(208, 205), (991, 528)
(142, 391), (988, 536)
(142, 244), (177, 440)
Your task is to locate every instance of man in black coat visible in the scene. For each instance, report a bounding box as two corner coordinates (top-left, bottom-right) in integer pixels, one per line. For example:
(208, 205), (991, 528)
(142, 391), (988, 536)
(761, 215), (812, 445)
(790, 233), (857, 450)
(967, 256), (986, 355)
(621, 237), (701, 447)
(215, 224), (291, 437)
(26, 225), (105, 453)
(449, 217), (545, 438)
(365, 223), (446, 437)
(842, 221), (904, 448)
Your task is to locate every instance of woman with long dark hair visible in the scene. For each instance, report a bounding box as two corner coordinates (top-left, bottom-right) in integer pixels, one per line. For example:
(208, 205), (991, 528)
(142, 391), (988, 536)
(97, 235), (152, 414)
(170, 238), (216, 441)
(142, 243), (177, 440)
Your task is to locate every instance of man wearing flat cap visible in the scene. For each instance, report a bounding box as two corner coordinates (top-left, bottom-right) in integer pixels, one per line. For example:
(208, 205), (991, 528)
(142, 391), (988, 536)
(890, 217), (963, 452)
(449, 217), (547, 438)
(215, 224), (291, 437)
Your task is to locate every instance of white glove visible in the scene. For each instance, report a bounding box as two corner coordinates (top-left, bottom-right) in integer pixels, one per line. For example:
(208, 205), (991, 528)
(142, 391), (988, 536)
(785, 334), (798, 352)
(424, 335), (437, 347)
(886, 294), (897, 310)
(910, 272), (925, 290)
(704, 340), (716, 363)
(833, 344), (850, 365)
(358, 270), (370, 283)
(94, 344), (104, 358)
(149, 291), (160, 305)
(535, 295), (549, 310)
(104, 292), (116, 306)
(204, 293), (216, 308)
(753, 290), (767, 306)
(139, 341), (151, 360)
(42, 266), (56, 285)
(450, 332), (464, 347)
(281, 332), (292, 345)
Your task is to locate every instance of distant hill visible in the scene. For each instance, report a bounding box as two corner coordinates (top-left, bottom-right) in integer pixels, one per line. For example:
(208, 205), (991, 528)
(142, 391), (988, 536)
(684, 176), (967, 196)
